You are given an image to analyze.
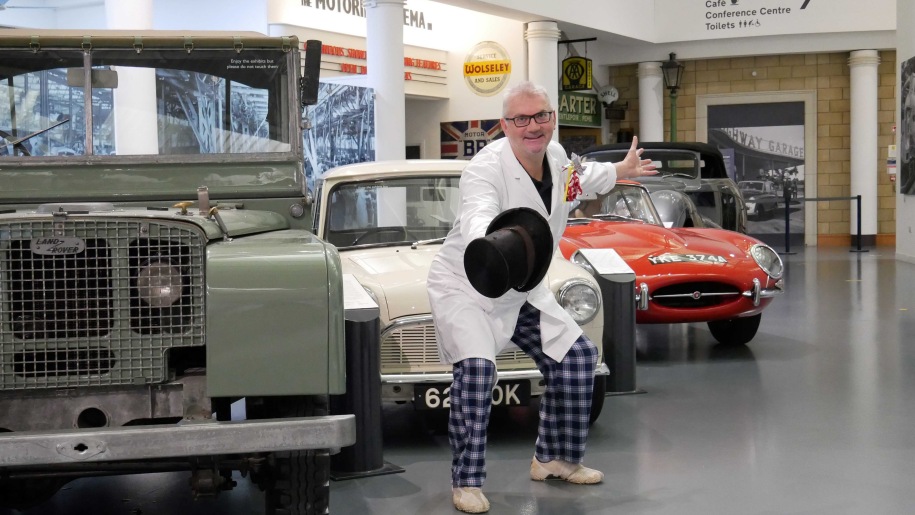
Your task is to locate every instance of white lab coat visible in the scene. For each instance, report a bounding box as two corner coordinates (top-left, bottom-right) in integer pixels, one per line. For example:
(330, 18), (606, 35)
(427, 138), (618, 364)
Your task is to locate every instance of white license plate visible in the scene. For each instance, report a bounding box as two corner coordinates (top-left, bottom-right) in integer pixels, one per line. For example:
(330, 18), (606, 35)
(414, 381), (532, 410)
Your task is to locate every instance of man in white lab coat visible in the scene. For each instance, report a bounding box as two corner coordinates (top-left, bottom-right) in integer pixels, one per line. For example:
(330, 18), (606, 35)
(427, 81), (656, 514)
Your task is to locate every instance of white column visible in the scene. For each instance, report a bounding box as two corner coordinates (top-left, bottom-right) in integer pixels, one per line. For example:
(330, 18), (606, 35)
(524, 21), (561, 141)
(638, 62), (664, 142)
(105, 0), (158, 155)
(365, 0), (405, 161)
(848, 50), (880, 239)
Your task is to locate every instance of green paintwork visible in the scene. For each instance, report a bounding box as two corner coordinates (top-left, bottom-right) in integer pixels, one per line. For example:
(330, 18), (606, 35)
(205, 230), (345, 397)
(0, 32), (341, 400)
(0, 159), (302, 205)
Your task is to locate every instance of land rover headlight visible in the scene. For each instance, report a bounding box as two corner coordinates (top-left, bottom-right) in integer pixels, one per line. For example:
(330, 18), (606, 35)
(750, 244), (783, 279)
(569, 250), (596, 276)
(557, 280), (601, 325)
(137, 260), (184, 307)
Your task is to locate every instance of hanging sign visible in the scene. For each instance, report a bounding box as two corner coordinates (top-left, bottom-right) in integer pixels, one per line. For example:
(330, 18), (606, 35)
(561, 56), (592, 91)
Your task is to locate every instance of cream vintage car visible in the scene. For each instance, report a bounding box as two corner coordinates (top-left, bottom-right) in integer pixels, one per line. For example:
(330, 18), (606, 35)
(314, 160), (608, 421)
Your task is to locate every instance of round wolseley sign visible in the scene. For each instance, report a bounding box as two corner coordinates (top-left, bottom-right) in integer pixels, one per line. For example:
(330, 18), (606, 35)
(463, 41), (511, 97)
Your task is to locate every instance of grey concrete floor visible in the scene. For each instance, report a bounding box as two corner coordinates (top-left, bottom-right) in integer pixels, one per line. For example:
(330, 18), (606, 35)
(5, 247), (915, 515)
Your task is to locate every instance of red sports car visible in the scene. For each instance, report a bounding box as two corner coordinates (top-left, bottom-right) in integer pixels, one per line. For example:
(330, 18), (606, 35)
(560, 181), (784, 345)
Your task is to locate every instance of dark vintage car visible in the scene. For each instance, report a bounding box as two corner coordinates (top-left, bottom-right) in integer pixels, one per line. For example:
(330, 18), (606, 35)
(562, 181), (783, 345)
(738, 179), (782, 219)
(581, 142), (748, 234)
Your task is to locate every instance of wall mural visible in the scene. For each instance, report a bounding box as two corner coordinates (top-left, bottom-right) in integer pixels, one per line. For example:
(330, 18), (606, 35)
(901, 55), (915, 195)
(707, 101), (805, 243)
(303, 83), (375, 191)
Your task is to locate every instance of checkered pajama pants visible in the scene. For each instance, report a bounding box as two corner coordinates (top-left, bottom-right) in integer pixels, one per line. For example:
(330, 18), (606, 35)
(448, 302), (598, 487)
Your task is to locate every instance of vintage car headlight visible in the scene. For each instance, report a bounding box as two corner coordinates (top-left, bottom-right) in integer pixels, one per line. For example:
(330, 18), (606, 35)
(569, 250), (597, 276)
(137, 260), (184, 307)
(557, 279), (601, 325)
(750, 244), (784, 279)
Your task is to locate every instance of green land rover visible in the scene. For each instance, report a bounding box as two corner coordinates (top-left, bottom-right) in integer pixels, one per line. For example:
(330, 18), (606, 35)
(0, 31), (353, 514)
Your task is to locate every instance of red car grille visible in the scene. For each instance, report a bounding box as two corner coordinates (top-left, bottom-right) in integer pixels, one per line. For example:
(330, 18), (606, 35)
(651, 282), (741, 308)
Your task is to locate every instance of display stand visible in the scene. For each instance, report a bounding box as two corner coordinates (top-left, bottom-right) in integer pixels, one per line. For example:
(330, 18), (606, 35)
(330, 274), (404, 480)
(577, 249), (643, 395)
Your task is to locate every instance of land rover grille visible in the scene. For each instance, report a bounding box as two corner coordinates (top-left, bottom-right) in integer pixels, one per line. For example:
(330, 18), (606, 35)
(0, 219), (205, 390)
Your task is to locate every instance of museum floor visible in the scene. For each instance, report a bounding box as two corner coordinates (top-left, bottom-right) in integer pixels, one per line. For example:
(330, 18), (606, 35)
(4, 246), (915, 515)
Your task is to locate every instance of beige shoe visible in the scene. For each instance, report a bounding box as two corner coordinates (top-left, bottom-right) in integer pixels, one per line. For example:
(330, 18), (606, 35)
(530, 457), (604, 484)
(452, 487), (490, 513)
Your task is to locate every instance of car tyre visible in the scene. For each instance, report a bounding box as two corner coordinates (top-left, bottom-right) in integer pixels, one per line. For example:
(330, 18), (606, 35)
(589, 375), (607, 425)
(249, 395), (331, 515)
(707, 313), (761, 345)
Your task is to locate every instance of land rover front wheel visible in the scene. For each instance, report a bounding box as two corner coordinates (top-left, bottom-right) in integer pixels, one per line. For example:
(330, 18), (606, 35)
(707, 313), (761, 346)
(248, 395), (330, 515)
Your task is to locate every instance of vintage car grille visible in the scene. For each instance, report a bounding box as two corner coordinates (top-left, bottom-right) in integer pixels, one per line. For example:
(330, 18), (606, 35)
(651, 282), (741, 308)
(0, 219), (206, 390)
(380, 317), (535, 374)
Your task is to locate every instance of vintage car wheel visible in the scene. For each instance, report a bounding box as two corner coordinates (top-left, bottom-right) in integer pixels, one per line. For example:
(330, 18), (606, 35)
(707, 313), (762, 345)
(756, 204), (768, 220)
(249, 395), (331, 515)
(589, 375), (607, 425)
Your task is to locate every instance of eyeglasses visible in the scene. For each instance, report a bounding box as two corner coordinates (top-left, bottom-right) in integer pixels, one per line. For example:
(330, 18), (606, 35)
(504, 111), (553, 128)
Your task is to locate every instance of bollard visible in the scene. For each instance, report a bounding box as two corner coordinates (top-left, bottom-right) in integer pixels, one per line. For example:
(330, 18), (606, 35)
(330, 274), (404, 480)
(576, 249), (640, 395)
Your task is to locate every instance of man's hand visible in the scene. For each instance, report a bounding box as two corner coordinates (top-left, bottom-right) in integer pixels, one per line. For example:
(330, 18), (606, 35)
(615, 136), (658, 179)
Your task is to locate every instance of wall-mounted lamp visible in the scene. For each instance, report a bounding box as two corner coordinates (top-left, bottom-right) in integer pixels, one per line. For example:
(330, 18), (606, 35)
(661, 52), (685, 142)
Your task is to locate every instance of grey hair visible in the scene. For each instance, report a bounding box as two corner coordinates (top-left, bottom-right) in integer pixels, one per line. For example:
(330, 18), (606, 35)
(502, 81), (551, 116)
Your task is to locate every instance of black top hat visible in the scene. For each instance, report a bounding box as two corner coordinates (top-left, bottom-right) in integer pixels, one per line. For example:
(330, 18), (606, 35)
(463, 207), (553, 298)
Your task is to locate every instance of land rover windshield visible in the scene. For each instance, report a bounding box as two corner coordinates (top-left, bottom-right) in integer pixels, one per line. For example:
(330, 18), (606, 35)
(0, 39), (295, 159)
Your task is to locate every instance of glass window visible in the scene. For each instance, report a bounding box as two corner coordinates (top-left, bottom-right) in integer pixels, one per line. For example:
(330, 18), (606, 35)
(325, 176), (460, 248)
(0, 50), (87, 157)
(1, 47), (292, 158)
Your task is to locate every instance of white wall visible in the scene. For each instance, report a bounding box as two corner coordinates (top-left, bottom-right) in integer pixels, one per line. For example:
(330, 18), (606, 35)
(433, 0), (653, 42)
(0, 3), (106, 29)
(154, 0), (267, 31)
(406, 97), (447, 158)
(0, 0), (266, 31)
(896, 0), (915, 261)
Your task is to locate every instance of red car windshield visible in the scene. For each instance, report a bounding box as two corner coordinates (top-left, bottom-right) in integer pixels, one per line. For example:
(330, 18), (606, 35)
(571, 183), (662, 226)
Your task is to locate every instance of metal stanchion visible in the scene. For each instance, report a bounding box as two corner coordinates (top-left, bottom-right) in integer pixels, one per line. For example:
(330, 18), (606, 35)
(796, 195), (870, 253)
(781, 184), (796, 255)
(330, 275), (404, 480)
(850, 194), (869, 253)
(577, 249), (643, 395)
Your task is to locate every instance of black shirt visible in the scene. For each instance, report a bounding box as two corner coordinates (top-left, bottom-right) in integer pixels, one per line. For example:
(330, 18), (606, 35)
(527, 156), (553, 213)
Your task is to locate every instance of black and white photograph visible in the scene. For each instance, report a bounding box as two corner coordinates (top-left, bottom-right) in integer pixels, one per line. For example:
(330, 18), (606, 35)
(900, 55), (915, 195)
(303, 83), (375, 191)
(707, 102), (806, 242)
